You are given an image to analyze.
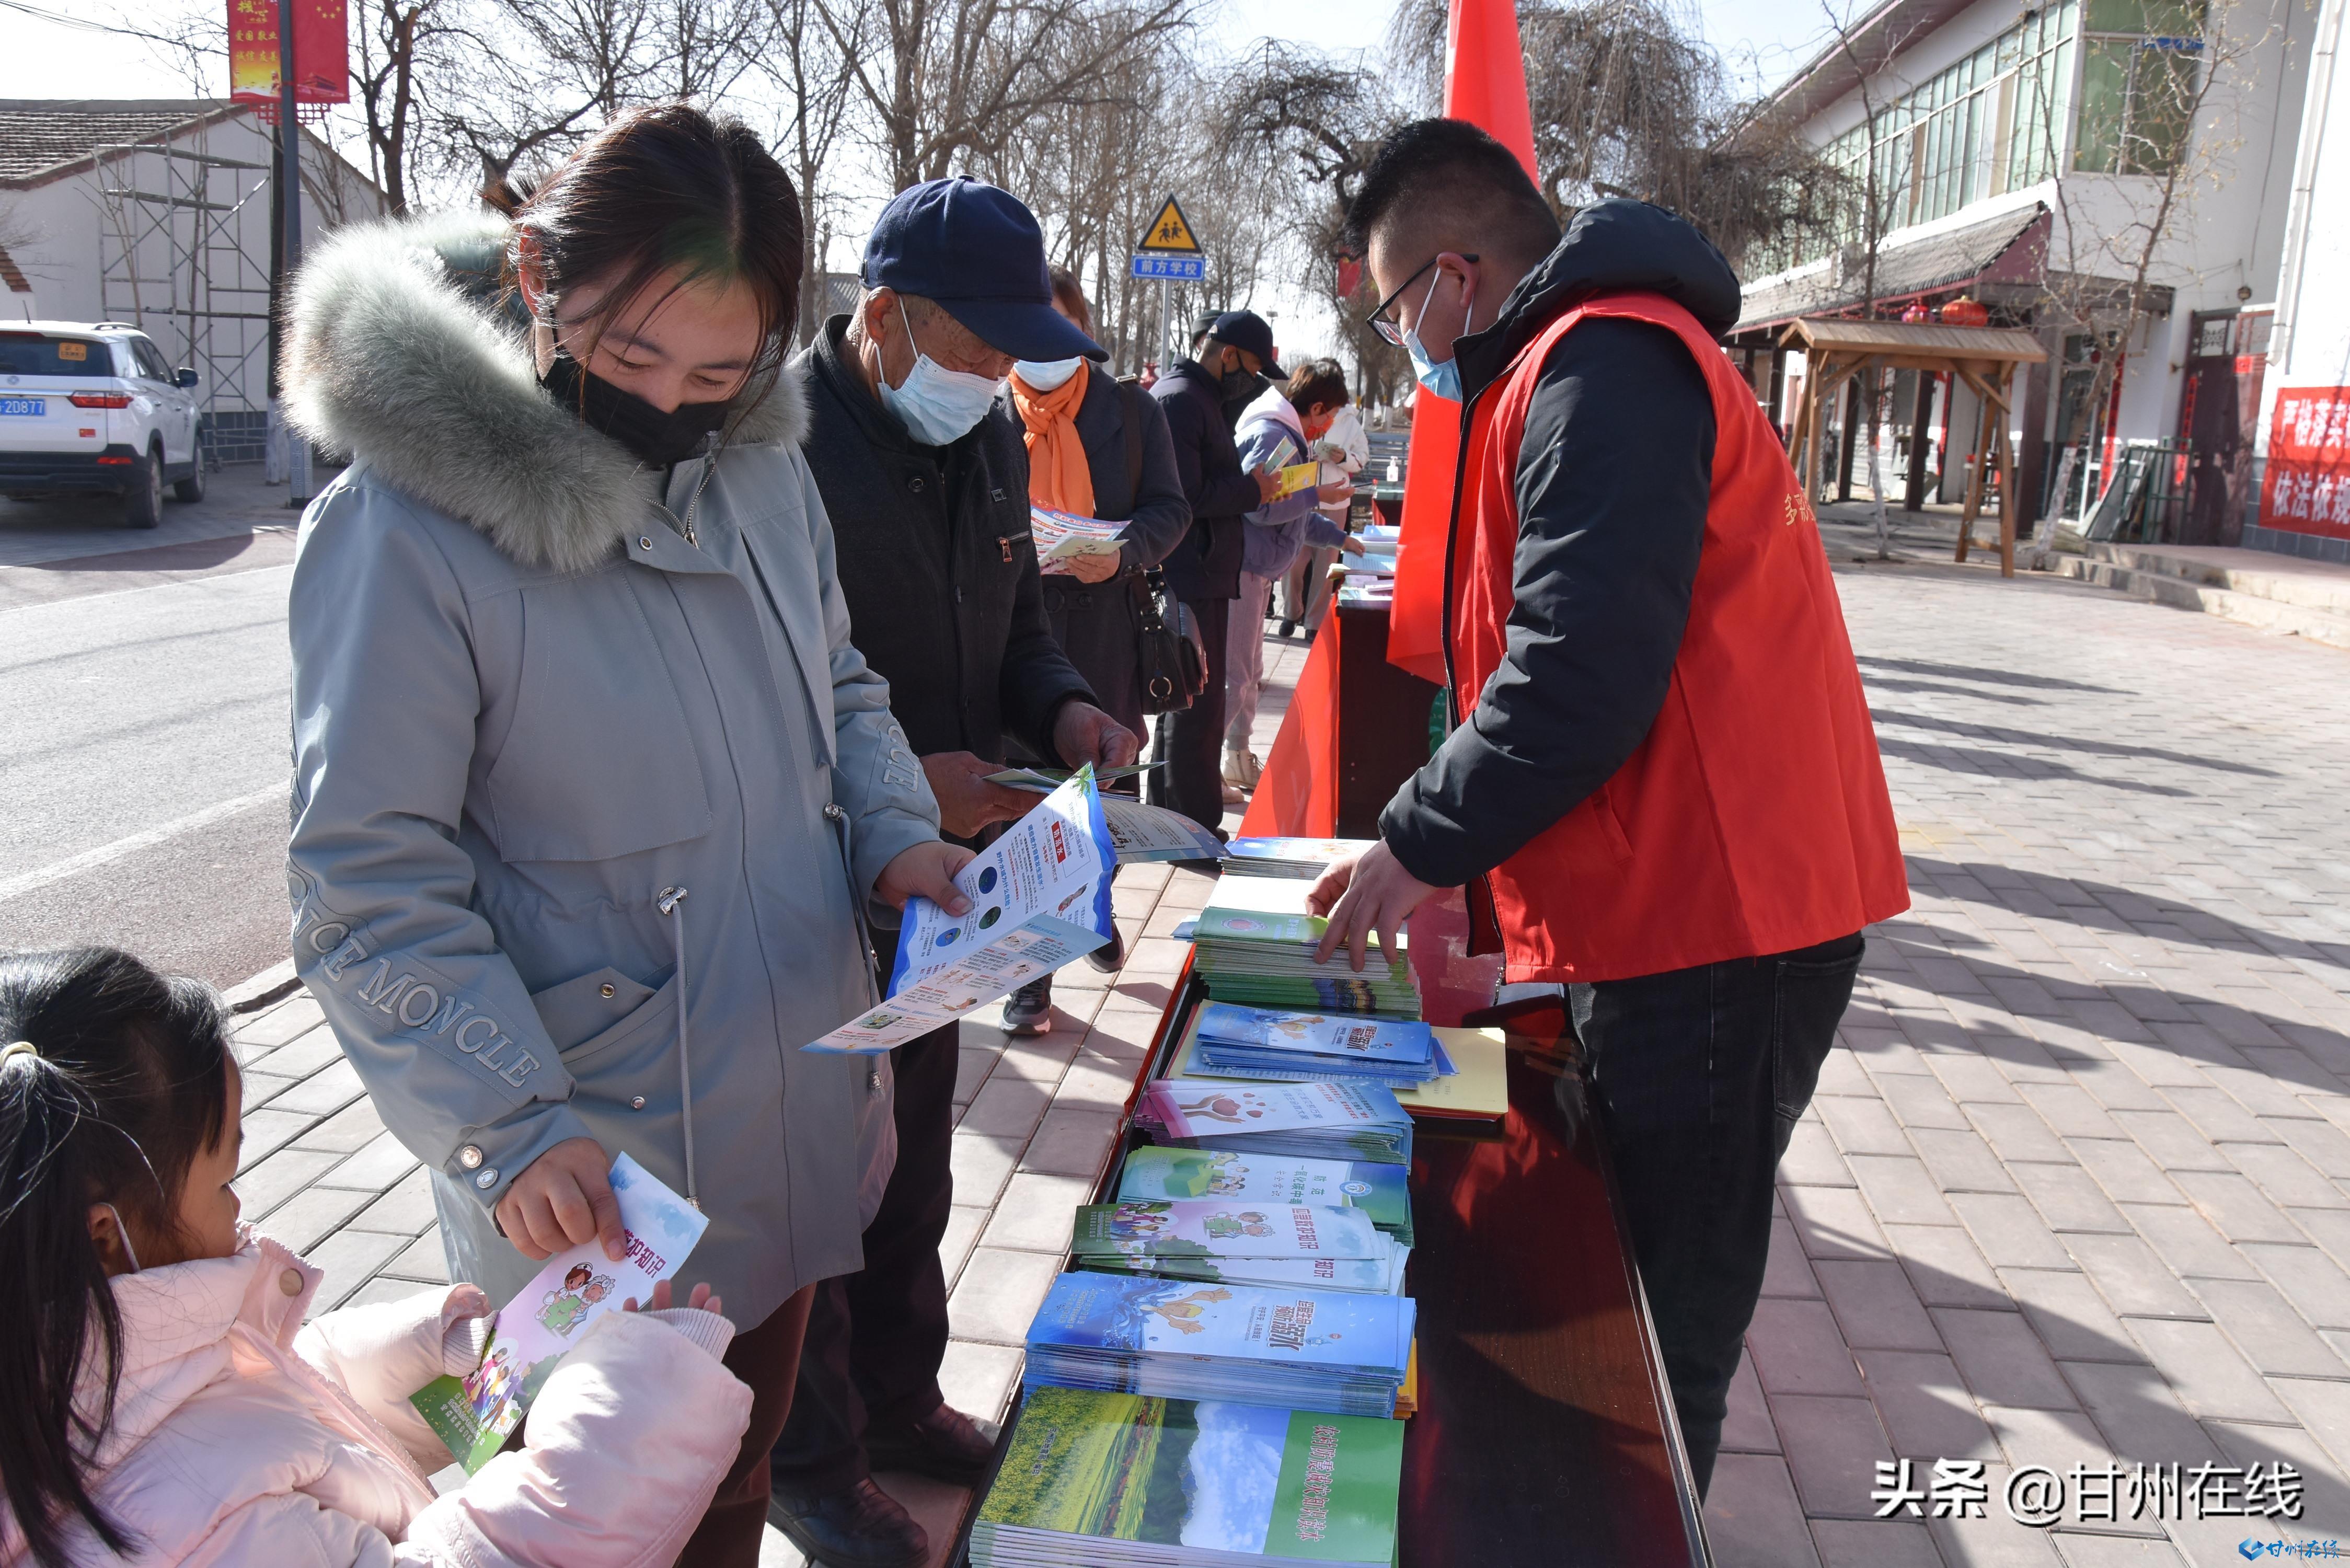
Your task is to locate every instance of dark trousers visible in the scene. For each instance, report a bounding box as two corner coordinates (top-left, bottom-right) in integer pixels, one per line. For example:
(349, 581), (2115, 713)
(770, 1017), (960, 1496)
(1570, 929), (1865, 1497)
(678, 1284), (815, 1566)
(1147, 594), (1231, 837)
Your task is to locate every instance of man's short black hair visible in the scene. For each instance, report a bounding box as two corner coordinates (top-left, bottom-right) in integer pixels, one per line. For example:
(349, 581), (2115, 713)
(1344, 118), (1561, 269)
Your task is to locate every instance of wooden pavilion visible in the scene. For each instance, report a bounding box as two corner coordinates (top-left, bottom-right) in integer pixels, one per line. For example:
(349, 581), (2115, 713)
(1778, 317), (2048, 577)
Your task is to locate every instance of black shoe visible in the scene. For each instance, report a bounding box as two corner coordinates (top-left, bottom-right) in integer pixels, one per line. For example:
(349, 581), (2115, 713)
(767, 1478), (927, 1568)
(1002, 979), (1051, 1036)
(1086, 925), (1126, 973)
(864, 1403), (1003, 1484)
(1278, 617), (1297, 637)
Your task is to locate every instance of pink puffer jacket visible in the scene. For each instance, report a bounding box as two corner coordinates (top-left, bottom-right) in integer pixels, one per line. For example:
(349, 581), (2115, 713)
(0, 1233), (753, 1566)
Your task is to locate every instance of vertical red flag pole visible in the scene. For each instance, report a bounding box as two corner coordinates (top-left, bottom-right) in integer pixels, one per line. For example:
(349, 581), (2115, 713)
(1384, 0), (1540, 685)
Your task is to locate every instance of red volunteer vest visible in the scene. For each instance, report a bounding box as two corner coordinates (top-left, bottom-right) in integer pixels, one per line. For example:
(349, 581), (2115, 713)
(1450, 292), (1909, 984)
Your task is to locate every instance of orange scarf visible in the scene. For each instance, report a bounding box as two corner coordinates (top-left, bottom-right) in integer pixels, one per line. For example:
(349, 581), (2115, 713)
(1010, 361), (1096, 517)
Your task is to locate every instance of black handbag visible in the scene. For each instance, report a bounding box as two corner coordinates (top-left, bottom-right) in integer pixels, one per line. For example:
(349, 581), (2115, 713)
(1135, 566), (1207, 715)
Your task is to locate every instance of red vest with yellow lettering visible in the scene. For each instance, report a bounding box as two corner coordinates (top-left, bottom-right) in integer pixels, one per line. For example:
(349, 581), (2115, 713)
(1450, 292), (1909, 984)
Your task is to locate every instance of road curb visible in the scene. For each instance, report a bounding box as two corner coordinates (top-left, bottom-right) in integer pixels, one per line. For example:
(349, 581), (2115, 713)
(223, 958), (301, 1014)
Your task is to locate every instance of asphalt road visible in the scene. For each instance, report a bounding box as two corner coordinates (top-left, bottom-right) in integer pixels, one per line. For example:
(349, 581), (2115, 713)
(1, 468), (309, 989)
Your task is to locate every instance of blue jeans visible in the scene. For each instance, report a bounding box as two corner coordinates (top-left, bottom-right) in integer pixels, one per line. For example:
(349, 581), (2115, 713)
(1571, 930), (1865, 1497)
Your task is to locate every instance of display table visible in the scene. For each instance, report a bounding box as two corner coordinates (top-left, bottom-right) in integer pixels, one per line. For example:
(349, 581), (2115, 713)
(947, 956), (1711, 1565)
(948, 597), (1709, 1563)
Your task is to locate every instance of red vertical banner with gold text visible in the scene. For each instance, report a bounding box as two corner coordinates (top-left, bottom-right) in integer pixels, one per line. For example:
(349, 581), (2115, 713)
(227, 0), (349, 109)
(1384, 0), (1540, 685)
(2260, 387), (2350, 541)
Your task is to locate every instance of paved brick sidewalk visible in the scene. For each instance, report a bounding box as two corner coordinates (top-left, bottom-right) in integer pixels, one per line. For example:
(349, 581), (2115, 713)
(1708, 558), (2350, 1568)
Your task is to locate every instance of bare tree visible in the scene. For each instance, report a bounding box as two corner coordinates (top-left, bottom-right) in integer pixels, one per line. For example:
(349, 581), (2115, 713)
(2027, 0), (2265, 561)
(757, 0), (863, 342)
(352, 0), (464, 213)
(815, 0), (1197, 195)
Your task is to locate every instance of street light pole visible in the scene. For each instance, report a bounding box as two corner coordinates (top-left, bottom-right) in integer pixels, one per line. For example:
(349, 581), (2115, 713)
(277, 0), (311, 505)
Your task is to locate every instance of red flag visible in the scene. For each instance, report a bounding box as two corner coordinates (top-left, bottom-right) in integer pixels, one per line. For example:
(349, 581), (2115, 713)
(1386, 0), (1539, 685)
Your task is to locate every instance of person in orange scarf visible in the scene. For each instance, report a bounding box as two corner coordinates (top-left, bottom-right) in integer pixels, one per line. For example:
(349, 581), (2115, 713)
(999, 268), (1193, 1035)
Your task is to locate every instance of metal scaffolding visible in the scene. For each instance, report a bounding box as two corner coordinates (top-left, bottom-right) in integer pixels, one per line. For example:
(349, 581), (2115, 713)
(91, 128), (274, 469)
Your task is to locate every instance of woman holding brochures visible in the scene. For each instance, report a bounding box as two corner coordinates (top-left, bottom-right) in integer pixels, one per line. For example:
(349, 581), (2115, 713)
(280, 103), (969, 1565)
(1000, 268), (1194, 1035)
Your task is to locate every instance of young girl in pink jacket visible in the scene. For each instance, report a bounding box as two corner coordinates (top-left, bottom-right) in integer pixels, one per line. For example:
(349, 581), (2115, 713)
(0, 947), (753, 1567)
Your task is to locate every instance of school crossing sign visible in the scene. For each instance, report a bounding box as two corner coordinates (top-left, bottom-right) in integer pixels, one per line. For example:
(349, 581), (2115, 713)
(1132, 195), (1205, 280)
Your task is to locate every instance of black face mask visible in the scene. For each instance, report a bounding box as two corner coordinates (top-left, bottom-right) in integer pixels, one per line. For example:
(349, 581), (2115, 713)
(1218, 365), (1268, 404)
(540, 351), (734, 467)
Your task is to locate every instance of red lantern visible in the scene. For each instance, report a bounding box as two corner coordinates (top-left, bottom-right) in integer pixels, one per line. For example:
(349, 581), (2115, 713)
(1901, 302), (1931, 323)
(1942, 296), (1990, 328)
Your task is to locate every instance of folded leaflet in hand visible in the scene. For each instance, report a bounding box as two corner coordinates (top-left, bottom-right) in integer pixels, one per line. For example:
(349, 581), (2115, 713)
(803, 769), (1115, 1052)
(409, 1153), (705, 1474)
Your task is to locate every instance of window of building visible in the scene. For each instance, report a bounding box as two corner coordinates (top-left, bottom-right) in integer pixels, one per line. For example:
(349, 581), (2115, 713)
(2072, 21), (2203, 176)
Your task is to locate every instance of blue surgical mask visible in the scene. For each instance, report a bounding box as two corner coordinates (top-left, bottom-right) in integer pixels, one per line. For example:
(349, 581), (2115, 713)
(878, 298), (1001, 445)
(1013, 355), (1086, 393)
(1405, 269), (1471, 403)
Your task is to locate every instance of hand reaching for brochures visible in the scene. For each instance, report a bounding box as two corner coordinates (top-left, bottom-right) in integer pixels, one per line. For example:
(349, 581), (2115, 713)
(621, 1277), (722, 1317)
(876, 839), (977, 914)
(1054, 701), (1141, 770)
(1308, 840), (1443, 973)
(921, 752), (1042, 839)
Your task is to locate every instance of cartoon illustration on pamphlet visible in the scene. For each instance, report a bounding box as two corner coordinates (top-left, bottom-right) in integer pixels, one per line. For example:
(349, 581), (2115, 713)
(410, 1154), (708, 1475)
(1142, 1286), (1233, 1335)
(1178, 1089), (1268, 1124)
(1202, 1210), (1273, 1240)
(535, 1264), (616, 1339)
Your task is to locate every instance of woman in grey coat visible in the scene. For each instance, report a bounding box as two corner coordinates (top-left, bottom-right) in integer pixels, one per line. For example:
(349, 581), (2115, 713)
(280, 106), (966, 1565)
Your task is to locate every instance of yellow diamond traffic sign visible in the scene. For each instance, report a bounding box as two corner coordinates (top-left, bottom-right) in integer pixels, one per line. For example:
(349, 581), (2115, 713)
(1136, 196), (1203, 256)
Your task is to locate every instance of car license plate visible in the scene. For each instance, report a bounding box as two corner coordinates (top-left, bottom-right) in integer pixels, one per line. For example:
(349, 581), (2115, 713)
(0, 397), (45, 416)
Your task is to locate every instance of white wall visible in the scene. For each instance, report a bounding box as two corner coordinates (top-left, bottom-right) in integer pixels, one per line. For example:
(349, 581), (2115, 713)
(3, 109), (381, 416)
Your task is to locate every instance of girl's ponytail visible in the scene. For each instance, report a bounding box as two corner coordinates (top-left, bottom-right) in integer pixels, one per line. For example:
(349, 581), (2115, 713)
(0, 948), (232, 1567)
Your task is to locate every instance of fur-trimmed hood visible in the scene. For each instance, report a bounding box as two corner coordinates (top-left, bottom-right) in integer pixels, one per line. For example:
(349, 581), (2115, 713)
(283, 210), (806, 574)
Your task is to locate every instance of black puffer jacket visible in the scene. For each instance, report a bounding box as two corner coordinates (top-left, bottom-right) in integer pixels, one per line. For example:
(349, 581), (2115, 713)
(1380, 200), (1743, 891)
(792, 315), (1093, 769)
(1149, 357), (1259, 603)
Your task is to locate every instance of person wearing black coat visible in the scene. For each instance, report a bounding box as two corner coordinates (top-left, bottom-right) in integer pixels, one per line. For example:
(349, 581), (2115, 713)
(768, 177), (1138, 1568)
(1148, 312), (1281, 836)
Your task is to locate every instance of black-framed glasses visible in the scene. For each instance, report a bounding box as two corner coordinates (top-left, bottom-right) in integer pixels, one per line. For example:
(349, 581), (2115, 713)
(1363, 252), (1477, 346)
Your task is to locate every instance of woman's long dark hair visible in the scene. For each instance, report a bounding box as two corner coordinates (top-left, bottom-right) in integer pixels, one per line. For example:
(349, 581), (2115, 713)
(0, 948), (233, 1567)
(509, 101), (806, 397)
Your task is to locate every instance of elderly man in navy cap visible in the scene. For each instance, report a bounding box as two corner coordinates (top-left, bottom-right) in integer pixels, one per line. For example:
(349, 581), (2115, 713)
(772, 176), (1139, 1567)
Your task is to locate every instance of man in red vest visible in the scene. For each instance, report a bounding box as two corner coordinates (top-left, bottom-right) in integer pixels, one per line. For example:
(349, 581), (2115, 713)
(1313, 119), (1910, 1493)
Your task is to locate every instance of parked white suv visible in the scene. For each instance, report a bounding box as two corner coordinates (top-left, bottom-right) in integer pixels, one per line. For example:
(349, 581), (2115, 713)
(0, 321), (205, 527)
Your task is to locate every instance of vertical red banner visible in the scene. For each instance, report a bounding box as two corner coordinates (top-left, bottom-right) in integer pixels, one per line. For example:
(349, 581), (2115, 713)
(227, 0), (349, 107)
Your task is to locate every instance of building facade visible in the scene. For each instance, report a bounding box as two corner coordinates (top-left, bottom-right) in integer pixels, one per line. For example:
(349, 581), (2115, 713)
(1729, 0), (2314, 546)
(0, 100), (385, 463)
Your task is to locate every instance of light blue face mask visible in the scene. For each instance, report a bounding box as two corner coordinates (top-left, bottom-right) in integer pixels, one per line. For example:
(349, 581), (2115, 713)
(1404, 267), (1473, 403)
(879, 298), (1001, 445)
(1013, 355), (1086, 392)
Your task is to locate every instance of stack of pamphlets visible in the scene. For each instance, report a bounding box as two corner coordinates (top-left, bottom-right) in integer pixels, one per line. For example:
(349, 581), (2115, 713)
(1030, 505), (1126, 576)
(1023, 1272), (1415, 1419)
(985, 763), (1161, 793)
(1193, 875), (1419, 1016)
(1168, 1017), (1509, 1127)
(410, 1155), (705, 1472)
(802, 769), (1113, 1052)
(1116, 1145), (1412, 1245)
(969, 1386), (1404, 1568)
(1136, 1077), (1412, 1167)
(1191, 1001), (1446, 1087)
(1219, 836), (1375, 879)
(1073, 1197), (1410, 1296)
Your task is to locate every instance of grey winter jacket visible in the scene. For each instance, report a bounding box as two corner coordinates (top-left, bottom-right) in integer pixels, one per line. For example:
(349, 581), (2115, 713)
(280, 212), (942, 1328)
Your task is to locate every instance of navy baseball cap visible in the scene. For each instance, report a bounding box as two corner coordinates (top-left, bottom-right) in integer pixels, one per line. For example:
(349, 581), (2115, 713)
(861, 177), (1105, 361)
(1208, 310), (1283, 377)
